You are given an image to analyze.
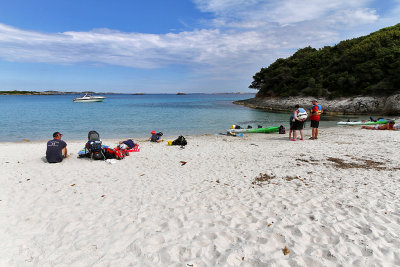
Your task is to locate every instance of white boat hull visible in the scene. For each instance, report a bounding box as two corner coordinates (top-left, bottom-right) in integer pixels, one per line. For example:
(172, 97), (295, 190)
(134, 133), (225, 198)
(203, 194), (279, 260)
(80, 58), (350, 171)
(73, 98), (104, 102)
(73, 94), (106, 102)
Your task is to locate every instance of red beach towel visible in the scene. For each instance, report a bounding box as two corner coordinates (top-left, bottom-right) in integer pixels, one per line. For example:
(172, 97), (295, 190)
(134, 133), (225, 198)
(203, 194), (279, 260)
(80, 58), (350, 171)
(127, 144), (140, 152)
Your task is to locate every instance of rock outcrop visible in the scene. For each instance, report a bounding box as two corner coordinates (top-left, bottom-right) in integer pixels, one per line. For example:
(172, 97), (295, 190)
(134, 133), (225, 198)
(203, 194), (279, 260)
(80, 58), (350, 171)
(234, 95), (400, 115)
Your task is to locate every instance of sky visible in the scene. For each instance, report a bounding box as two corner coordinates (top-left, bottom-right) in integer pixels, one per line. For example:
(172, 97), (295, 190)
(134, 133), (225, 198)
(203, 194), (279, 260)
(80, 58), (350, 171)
(0, 0), (399, 93)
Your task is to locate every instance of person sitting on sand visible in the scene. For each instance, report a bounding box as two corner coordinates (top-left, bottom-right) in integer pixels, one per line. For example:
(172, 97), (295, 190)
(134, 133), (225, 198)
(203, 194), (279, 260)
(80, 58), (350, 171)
(149, 131), (163, 143)
(118, 139), (135, 150)
(291, 105), (307, 141)
(361, 121), (395, 130)
(46, 132), (68, 163)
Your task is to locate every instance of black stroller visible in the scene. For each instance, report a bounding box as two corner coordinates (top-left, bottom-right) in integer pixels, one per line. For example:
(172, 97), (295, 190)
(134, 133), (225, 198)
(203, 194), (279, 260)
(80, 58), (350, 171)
(85, 130), (105, 160)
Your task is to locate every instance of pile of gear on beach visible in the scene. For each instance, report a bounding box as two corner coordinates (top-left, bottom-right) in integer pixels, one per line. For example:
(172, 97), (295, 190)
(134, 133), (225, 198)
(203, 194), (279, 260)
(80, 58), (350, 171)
(79, 131), (135, 160)
(78, 130), (188, 161)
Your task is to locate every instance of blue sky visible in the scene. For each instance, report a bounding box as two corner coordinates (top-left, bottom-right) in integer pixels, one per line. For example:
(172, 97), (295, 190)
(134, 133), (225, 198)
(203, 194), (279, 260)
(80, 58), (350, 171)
(0, 0), (399, 93)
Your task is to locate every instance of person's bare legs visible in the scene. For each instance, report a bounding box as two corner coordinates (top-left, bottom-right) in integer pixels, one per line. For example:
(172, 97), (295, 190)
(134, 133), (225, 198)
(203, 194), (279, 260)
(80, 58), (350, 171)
(292, 130), (297, 140)
(62, 147), (68, 158)
(300, 129), (304, 140)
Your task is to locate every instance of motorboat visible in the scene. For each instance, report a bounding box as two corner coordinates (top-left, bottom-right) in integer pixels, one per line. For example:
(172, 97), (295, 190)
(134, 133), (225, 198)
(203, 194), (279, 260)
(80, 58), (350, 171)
(73, 94), (106, 102)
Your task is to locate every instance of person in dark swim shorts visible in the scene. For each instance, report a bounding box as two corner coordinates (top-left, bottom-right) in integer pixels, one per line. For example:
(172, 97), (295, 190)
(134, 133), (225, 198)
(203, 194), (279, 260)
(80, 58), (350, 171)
(309, 100), (323, 140)
(118, 139), (135, 149)
(291, 105), (306, 141)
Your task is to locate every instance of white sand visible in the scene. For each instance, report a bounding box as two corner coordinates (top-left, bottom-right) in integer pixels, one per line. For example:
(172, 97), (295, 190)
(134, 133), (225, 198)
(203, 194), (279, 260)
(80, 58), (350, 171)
(0, 127), (399, 266)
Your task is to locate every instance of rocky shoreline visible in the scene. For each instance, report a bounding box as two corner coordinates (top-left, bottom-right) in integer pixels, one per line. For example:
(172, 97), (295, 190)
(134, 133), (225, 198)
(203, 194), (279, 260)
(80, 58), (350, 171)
(234, 94), (400, 115)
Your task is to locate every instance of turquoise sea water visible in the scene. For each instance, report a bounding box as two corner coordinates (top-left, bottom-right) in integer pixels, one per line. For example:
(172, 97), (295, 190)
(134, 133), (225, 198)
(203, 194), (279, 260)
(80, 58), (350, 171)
(0, 93), (340, 142)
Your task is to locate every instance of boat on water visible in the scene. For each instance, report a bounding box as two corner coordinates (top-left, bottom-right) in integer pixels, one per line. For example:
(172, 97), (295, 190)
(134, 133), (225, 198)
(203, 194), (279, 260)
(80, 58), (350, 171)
(73, 94), (106, 103)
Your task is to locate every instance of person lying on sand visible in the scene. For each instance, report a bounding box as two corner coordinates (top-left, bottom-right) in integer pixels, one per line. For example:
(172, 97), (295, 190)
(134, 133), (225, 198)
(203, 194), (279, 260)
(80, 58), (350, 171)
(118, 139), (135, 149)
(361, 121), (395, 130)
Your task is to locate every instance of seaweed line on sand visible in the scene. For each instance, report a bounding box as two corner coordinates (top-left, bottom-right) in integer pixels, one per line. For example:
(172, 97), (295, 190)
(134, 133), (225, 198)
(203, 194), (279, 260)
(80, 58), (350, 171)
(326, 157), (392, 170)
(252, 173), (309, 187)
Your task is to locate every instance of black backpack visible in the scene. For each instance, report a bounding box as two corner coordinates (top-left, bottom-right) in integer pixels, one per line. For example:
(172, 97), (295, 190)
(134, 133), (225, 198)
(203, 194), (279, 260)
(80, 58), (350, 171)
(85, 130), (105, 160)
(279, 125), (286, 134)
(172, 135), (187, 146)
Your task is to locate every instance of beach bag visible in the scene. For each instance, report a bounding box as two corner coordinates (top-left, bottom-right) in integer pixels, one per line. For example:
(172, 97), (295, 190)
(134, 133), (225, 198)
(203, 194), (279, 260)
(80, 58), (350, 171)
(103, 147), (116, 159)
(279, 125), (286, 134)
(102, 147), (126, 160)
(113, 148), (125, 160)
(172, 136), (187, 146)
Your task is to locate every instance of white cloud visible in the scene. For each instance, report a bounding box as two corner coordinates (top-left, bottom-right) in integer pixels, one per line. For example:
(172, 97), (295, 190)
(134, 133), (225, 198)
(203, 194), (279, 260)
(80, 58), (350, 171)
(0, 0), (391, 85)
(0, 23), (281, 69)
(193, 0), (377, 26)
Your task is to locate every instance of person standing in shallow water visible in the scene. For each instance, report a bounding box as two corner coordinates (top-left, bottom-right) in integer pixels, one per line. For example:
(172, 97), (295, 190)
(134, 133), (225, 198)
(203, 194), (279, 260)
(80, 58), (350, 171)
(310, 100), (322, 140)
(46, 132), (68, 163)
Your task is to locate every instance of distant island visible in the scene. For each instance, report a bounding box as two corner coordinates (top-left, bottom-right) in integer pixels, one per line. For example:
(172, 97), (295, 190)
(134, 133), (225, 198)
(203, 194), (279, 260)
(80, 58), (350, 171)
(0, 91), (153, 95)
(236, 23), (400, 115)
(0, 90), (75, 95)
(0, 91), (253, 96)
(0, 90), (119, 95)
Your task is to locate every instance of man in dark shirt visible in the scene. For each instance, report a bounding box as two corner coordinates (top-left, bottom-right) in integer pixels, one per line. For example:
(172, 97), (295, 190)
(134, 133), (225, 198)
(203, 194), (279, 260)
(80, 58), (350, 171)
(46, 132), (68, 163)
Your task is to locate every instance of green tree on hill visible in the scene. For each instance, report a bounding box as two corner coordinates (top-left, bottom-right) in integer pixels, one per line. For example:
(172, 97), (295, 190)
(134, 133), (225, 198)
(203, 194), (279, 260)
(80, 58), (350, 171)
(250, 23), (400, 98)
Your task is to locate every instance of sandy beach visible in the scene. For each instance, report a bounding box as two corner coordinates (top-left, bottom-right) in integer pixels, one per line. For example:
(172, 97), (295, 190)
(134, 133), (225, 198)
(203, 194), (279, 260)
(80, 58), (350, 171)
(0, 126), (399, 266)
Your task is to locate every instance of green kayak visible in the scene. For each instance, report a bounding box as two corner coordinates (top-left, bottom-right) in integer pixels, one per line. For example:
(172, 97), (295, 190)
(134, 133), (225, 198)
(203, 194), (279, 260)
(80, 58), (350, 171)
(229, 126), (280, 133)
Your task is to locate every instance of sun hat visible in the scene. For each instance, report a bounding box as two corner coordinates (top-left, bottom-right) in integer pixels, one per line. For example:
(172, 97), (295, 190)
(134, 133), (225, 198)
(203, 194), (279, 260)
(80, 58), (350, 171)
(151, 130), (156, 134)
(53, 132), (63, 137)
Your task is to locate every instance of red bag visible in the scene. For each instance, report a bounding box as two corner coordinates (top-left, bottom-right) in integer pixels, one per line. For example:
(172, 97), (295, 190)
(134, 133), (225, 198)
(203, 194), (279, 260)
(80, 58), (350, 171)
(102, 148), (114, 159)
(113, 148), (125, 160)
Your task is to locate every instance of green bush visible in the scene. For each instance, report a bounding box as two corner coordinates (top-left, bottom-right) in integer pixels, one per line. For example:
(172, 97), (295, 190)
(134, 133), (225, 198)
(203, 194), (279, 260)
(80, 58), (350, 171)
(249, 23), (400, 98)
